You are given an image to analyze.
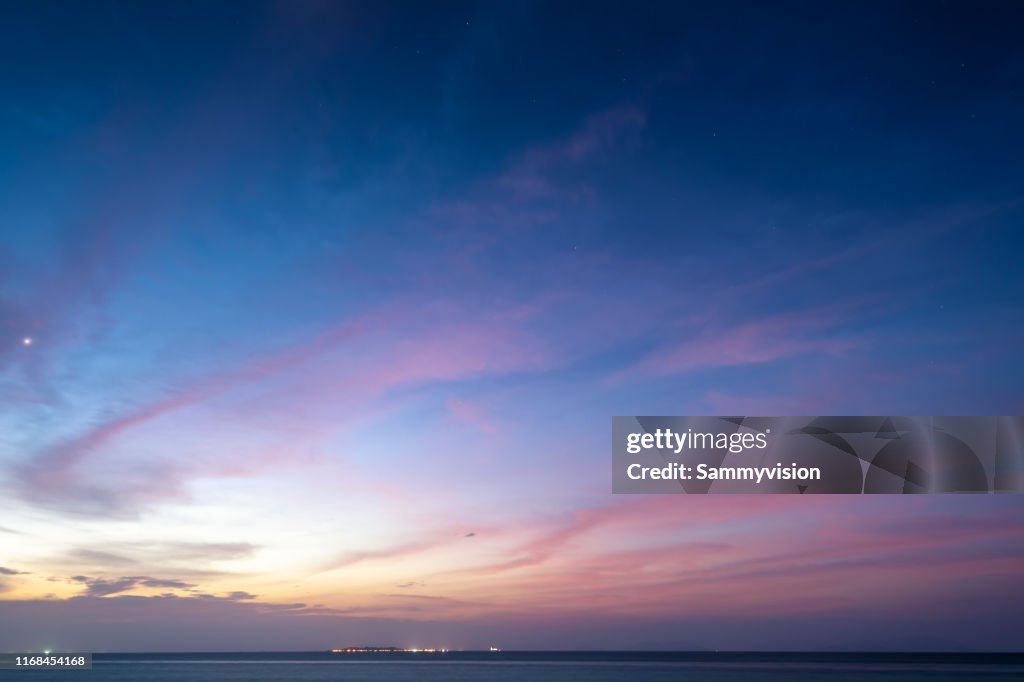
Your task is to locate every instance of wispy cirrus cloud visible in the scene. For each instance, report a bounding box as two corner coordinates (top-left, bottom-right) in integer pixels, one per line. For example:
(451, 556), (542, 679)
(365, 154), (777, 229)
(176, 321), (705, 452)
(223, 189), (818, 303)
(445, 397), (497, 435)
(396, 497), (1024, 623)
(15, 304), (556, 516)
(495, 104), (646, 200)
(621, 310), (860, 379)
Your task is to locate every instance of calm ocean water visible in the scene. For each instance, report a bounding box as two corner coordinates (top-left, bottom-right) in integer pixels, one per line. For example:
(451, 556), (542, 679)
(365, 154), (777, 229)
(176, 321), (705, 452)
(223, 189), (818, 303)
(4, 652), (1023, 681)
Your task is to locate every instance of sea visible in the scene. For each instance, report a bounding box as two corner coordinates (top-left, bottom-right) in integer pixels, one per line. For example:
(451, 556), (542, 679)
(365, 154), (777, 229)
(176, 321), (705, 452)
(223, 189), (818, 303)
(3, 652), (1023, 681)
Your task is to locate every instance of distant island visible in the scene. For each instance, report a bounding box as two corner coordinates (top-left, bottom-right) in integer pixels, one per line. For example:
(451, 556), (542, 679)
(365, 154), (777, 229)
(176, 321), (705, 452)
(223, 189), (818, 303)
(329, 647), (451, 653)
(329, 647), (503, 653)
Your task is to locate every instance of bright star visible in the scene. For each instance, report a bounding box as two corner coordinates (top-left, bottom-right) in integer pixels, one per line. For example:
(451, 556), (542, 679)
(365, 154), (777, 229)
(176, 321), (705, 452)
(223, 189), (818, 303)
(22, 337), (32, 346)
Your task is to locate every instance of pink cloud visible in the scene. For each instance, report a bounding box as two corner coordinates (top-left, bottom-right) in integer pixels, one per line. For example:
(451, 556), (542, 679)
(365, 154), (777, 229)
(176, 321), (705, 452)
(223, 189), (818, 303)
(517, 104), (647, 168)
(405, 498), (1024, 622)
(423, 495), (818, 582)
(446, 397), (497, 435)
(418, 102), (646, 257)
(625, 310), (859, 378)
(493, 104), (646, 202)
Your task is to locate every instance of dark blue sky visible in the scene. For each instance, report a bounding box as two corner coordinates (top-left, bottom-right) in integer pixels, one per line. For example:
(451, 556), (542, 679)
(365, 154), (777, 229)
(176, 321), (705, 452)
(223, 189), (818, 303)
(1, 1), (1023, 651)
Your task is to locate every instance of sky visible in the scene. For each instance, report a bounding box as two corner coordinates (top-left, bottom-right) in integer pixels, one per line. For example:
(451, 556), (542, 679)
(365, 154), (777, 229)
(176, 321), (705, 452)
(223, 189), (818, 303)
(1, 0), (1023, 652)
